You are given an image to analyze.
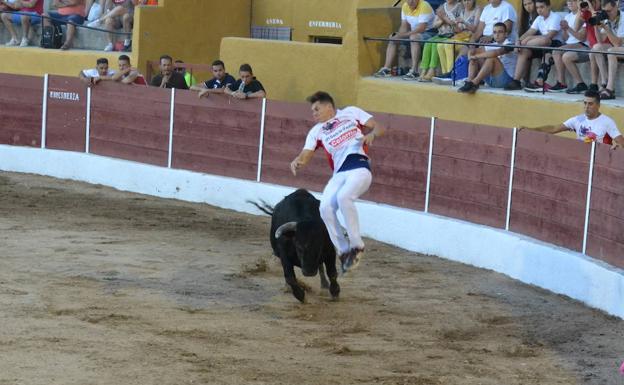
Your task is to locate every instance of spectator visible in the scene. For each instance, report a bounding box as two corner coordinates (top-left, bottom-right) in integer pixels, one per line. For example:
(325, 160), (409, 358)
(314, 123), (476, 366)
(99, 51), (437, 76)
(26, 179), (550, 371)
(458, 22), (517, 93)
(1, 0), (43, 47)
(225, 63), (266, 99)
(79, 57), (116, 85)
(91, 0), (134, 52)
(150, 54), (189, 89)
(519, 0), (538, 36)
(43, 0), (86, 50)
(590, 0), (624, 99)
(112, 54), (146, 85)
(551, 0), (588, 92)
(418, 0), (464, 82)
(504, 0), (562, 91)
(565, 0), (599, 94)
(373, 0), (435, 80)
(433, 0), (482, 82)
(578, 0), (603, 92)
(190, 60), (236, 98)
(174, 60), (197, 87)
(520, 89), (624, 148)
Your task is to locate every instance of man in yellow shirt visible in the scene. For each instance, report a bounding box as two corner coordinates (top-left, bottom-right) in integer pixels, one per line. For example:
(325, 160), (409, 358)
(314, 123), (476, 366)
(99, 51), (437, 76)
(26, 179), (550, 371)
(374, 0), (435, 80)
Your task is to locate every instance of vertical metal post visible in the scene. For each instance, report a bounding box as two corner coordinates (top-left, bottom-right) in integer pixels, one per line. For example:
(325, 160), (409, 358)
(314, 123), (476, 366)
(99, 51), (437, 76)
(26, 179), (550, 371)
(424, 117), (436, 213)
(256, 98), (267, 182)
(41, 74), (49, 149)
(505, 127), (518, 230)
(85, 87), (91, 153)
(167, 88), (175, 169)
(582, 141), (597, 255)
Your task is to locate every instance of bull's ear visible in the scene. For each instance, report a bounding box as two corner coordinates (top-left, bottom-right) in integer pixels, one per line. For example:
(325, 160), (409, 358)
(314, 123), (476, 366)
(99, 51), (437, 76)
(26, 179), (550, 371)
(275, 221), (297, 239)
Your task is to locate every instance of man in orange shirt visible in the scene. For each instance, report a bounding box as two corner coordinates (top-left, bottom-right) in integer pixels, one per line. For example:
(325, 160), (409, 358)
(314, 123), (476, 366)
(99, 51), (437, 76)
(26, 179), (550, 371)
(42, 0), (86, 50)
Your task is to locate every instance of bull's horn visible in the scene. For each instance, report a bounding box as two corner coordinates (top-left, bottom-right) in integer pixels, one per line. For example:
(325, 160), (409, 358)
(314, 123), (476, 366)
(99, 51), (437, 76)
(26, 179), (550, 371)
(275, 222), (297, 239)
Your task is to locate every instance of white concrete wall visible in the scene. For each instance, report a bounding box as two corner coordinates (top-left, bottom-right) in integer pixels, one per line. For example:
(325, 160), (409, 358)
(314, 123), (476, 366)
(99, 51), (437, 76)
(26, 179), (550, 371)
(1, 144), (623, 319)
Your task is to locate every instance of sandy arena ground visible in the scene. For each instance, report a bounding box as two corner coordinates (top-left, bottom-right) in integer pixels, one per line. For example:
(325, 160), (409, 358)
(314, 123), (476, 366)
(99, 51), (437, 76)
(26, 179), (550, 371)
(0, 171), (623, 385)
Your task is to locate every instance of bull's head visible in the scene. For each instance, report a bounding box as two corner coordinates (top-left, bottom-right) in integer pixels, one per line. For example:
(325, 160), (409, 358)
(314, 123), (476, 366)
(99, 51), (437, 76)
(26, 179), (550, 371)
(275, 220), (326, 277)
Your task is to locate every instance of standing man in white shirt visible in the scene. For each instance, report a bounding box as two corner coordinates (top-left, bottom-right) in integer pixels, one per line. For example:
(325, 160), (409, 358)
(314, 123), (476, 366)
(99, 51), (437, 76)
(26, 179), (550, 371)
(290, 91), (386, 274)
(520, 90), (624, 148)
(505, 0), (563, 91)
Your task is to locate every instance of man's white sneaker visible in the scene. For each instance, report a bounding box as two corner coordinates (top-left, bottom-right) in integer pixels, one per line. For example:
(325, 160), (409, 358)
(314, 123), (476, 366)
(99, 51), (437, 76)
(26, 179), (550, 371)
(19, 38), (29, 47)
(87, 19), (101, 28)
(103, 43), (114, 52)
(5, 38), (18, 46)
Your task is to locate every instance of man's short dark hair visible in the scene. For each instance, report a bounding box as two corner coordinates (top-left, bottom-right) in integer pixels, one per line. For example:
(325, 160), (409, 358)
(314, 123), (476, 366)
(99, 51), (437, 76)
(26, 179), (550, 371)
(307, 91), (335, 108)
(212, 60), (225, 68)
(118, 54), (130, 63)
(239, 63), (253, 73)
(536, 0), (550, 5)
(160, 54), (173, 63)
(493, 22), (507, 31)
(602, 0), (617, 7)
(584, 89), (600, 103)
(96, 58), (109, 65)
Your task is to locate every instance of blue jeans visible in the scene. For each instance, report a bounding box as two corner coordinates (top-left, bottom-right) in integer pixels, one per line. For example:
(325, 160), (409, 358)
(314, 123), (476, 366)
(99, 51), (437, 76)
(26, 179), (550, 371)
(47, 11), (85, 26)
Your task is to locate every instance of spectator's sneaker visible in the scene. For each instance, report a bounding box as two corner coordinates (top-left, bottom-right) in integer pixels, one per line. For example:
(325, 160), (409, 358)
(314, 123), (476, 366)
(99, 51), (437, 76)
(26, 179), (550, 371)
(432, 72), (453, 85)
(566, 82), (588, 94)
(5, 38), (18, 46)
(122, 40), (132, 52)
(19, 38), (29, 47)
(588, 83), (599, 92)
(373, 67), (391, 78)
(104, 43), (114, 52)
(524, 81), (551, 92)
(457, 81), (478, 94)
(402, 70), (419, 80)
(504, 79), (522, 90)
(549, 82), (567, 92)
(87, 19), (102, 28)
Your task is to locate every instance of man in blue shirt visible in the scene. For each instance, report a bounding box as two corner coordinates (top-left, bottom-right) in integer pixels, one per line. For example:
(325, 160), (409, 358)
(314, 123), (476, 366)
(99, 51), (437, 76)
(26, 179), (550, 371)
(191, 60), (237, 98)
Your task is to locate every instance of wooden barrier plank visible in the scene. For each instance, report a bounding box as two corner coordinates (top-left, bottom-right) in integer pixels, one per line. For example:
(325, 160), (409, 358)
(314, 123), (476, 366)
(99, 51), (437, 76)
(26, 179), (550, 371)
(433, 137), (512, 166)
(0, 74), (42, 147)
(45, 75), (87, 152)
(517, 129), (591, 161)
(511, 189), (585, 229)
(588, 210), (624, 244)
(431, 156), (509, 187)
(515, 150), (589, 183)
(175, 89), (264, 114)
(90, 138), (168, 167)
(365, 183), (426, 211)
(594, 142), (624, 171)
(585, 234), (624, 269)
(172, 152), (257, 181)
(588, 188), (624, 218)
(510, 210), (582, 251)
(435, 119), (513, 147)
(512, 169), (587, 205)
(173, 122), (260, 147)
(430, 175), (508, 208)
(592, 165), (624, 195)
(429, 194), (506, 228)
(173, 136), (259, 164)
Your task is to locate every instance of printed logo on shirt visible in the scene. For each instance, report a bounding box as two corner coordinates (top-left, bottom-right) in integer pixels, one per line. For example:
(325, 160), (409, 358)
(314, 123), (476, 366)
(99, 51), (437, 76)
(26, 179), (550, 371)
(329, 128), (358, 147)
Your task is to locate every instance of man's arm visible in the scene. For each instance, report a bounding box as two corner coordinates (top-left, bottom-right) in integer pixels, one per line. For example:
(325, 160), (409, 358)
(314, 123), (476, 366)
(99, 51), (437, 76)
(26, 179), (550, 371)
(470, 21), (485, 42)
(601, 22), (623, 47)
(469, 47), (508, 60)
(290, 149), (315, 176)
(361, 118), (386, 146)
(408, 21), (428, 36)
(190, 83), (208, 92)
(393, 20), (412, 39)
(120, 69), (138, 84)
(612, 135), (624, 149)
(78, 70), (92, 85)
(519, 124), (569, 134)
(246, 89), (266, 99)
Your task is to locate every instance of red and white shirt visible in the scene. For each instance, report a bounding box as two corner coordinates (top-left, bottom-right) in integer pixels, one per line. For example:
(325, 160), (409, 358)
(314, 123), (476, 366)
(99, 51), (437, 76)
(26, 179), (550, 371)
(303, 107), (373, 173)
(563, 113), (621, 144)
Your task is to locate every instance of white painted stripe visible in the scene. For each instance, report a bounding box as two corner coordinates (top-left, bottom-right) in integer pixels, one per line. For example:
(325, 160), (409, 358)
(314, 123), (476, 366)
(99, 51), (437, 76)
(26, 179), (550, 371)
(85, 87), (92, 153)
(256, 98), (267, 182)
(167, 88), (175, 169)
(424, 117), (436, 213)
(582, 141), (596, 254)
(41, 74), (48, 149)
(505, 127), (518, 231)
(0, 144), (622, 319)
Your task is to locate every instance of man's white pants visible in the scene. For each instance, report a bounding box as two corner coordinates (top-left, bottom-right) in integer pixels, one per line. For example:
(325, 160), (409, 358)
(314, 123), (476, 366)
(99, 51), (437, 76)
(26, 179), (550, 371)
(319, 167), (372, 254)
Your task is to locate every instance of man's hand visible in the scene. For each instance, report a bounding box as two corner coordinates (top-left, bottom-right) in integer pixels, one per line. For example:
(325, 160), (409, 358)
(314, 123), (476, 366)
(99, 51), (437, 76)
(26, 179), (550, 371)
(198, 89), (209, 98)
(560, 19), (569, 31)
(160, 74), (170, 88)
(290, 157), (302, 176)
(232, 91), (247, 100)
(361, 132), (376, 146)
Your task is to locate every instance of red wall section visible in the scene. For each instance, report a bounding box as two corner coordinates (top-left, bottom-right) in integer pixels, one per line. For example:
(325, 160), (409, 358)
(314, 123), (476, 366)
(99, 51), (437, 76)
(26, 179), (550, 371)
(90, 82), (170, 167)
(510, 131), (591, 251)
(0, 74), (42, 147)
(428, 120), (512, 228)
(46, 76), (86, 152)
(172, 92), (262, 181)
(363, 113), (430, 211)
(262, 100), (330, 192)
(586, 145), (624, 268)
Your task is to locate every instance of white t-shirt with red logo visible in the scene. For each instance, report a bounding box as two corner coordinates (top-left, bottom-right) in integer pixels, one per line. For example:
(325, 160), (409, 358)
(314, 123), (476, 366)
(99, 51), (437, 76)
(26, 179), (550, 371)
(303, 107), (373, 173)
(563, 113), (621, 144)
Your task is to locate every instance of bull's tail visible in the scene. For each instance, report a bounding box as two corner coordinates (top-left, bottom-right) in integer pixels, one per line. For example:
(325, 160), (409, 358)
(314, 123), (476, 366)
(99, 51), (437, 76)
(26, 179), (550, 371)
(247, 200), (274, 216)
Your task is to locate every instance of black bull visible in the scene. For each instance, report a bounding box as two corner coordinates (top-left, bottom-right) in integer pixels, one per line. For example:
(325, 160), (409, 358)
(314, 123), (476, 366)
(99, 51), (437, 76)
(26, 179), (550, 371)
(249, 189), (340, 302)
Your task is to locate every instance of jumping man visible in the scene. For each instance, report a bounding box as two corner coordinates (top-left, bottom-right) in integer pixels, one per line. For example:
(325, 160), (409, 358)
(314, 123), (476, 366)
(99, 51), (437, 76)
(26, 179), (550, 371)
(290, 91), (386, 274)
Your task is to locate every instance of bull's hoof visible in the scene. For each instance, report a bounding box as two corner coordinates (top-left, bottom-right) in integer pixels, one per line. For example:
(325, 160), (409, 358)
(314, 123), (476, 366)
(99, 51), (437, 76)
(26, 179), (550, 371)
(330, 281), (340, 299)
(292, 285), (306, 303)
